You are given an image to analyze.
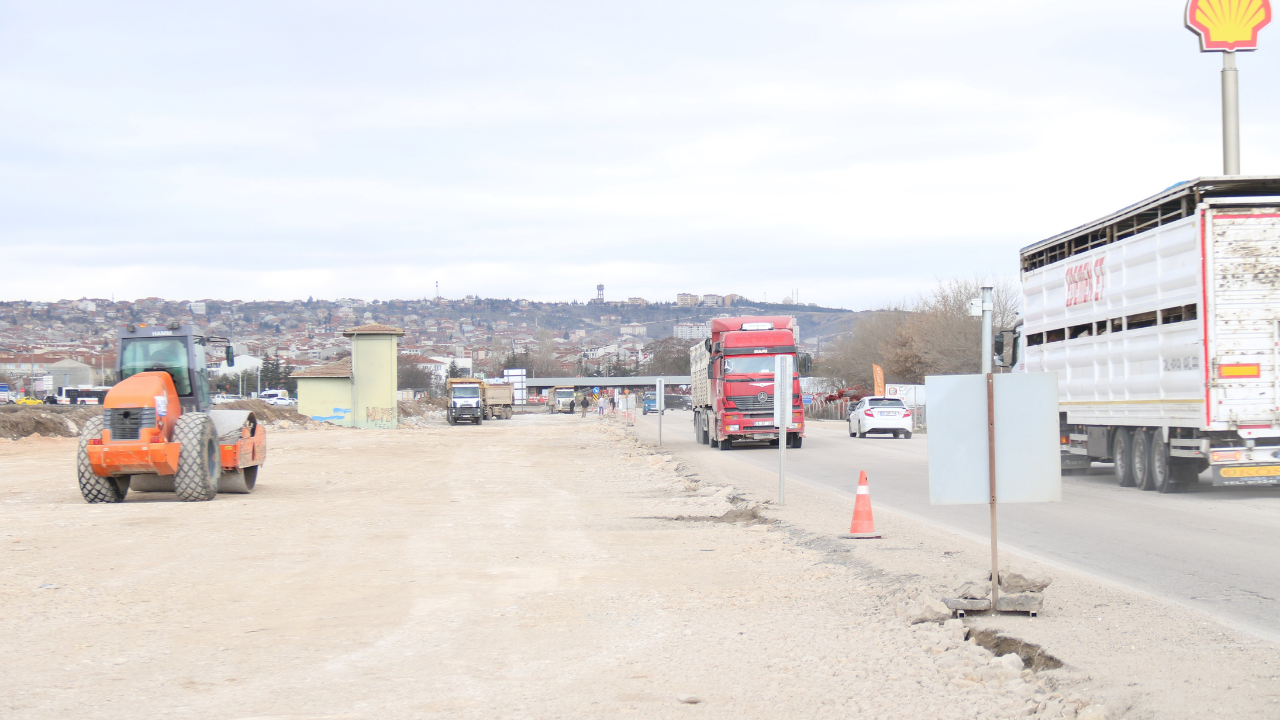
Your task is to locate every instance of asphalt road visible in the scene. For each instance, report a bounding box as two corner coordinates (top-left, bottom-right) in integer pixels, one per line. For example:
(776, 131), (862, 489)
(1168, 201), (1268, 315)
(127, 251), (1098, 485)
(635, 410), (1280, 642)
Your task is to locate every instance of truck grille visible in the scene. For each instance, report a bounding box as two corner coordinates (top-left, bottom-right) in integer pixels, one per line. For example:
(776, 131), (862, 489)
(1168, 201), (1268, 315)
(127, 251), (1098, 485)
(731, 393), (773, 411)
(103, 408), (157, 441)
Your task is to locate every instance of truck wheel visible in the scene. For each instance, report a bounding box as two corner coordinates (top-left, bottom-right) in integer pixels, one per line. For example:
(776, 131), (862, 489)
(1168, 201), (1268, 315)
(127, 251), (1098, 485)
(1113, 429), (1136, 487)
(174, 413), (220, 502)
(77, 416), (129, 504)
(719, 438), (732, 451)
(447, 414), (456, 426)
(1150, 435), (1176, 493)
(1132, 430), (1155, 491)
(693, 411), (701, 442)
(789, 434), (803, 449)
(476, 413), (483, 425)
(504, 408), (512, 420)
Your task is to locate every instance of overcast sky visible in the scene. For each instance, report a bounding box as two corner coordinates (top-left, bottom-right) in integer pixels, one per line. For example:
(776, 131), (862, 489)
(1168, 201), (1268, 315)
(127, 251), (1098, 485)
(2, 1), (1278, 309)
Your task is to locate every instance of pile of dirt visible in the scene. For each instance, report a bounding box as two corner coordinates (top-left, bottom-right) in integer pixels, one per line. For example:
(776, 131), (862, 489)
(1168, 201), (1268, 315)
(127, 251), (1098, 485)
(0, 405), (104, 439)
(219, 399), (310, 424)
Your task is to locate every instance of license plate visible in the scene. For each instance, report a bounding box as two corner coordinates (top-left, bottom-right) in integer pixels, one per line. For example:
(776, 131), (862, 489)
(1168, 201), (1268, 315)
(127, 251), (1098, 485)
(753, 421), (773, 426)
(881, 412), (898, 417)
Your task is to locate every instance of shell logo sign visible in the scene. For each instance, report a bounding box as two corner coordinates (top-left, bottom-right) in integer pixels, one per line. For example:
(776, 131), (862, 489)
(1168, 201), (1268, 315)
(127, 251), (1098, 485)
(1186, 0), (1271, 51)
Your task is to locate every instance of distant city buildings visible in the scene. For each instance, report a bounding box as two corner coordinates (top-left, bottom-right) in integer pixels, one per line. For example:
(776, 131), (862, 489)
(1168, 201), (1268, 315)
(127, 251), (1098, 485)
(674, 322), (710, 340)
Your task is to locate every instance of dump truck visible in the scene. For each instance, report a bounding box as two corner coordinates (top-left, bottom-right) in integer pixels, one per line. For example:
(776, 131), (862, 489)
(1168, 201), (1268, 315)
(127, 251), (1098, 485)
(548, 385), (576, 413)
(77, 321), (266, 503)
(446, 378), (485, 425)
(689, 316), (808, 450)
(1016, 175), (1280, 492)
(484, 382), (514, 420)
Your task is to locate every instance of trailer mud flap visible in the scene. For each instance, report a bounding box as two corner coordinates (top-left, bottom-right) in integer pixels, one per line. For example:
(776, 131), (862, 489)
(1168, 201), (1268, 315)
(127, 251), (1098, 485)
(1212, 464), (1280, 486)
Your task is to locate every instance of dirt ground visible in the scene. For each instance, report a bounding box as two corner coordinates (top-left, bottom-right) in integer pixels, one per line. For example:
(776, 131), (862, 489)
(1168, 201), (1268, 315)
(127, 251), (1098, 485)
(1, 414), (1275, 718)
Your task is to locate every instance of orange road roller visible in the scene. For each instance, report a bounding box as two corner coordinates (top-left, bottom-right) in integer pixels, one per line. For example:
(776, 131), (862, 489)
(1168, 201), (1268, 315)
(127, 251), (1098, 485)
(77, 321), (266, 503)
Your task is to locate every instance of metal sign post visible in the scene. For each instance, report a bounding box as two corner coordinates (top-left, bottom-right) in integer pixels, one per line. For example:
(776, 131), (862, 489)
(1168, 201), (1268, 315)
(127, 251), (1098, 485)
(979, 285), (998, 606)
(657, 378), (665, 446)
(774, 354), (794, 505)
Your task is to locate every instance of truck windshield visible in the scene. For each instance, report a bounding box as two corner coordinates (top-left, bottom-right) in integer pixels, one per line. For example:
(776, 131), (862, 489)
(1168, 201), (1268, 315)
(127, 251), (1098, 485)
(723, 356), (782, 375)
(452, 386), (481, 398)
(555, 389), (575, 399)
(120, 338), (192, 395)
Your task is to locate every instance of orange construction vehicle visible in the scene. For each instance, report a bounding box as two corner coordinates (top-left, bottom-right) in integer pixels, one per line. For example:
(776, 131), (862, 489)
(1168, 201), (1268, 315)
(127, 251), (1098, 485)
(77, 321), (266, 503)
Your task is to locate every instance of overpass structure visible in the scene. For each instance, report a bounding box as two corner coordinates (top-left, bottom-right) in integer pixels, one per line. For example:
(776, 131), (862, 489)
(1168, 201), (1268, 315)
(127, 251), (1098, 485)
(525, 376), (691, 391)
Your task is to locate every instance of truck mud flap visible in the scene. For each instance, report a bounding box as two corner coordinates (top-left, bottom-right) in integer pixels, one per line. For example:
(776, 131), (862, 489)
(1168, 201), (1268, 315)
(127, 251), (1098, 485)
(1212, 464), (1280, 486)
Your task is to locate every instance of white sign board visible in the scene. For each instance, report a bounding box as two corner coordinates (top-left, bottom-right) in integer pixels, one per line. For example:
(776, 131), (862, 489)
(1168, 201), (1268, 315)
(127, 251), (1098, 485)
(774, 355), (794, 429)
(657, 378), (665, 411)
(885, 384), (925, 406)
(925, 373), (1061, 505)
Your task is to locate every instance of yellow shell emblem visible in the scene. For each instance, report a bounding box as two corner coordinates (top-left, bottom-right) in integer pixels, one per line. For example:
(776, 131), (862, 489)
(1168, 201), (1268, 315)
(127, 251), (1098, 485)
(1186, 0), (1272, 51)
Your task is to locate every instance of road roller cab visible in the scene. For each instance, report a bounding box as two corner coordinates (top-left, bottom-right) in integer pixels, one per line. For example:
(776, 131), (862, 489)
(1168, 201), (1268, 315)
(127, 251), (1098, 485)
(77, 321), (267, 503)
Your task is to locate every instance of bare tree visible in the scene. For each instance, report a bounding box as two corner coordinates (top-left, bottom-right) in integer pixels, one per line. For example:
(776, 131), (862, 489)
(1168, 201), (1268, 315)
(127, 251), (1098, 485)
(812, 311), (909, 391)
(885, 277), (1019, 383)
(641, 337), (698, 375)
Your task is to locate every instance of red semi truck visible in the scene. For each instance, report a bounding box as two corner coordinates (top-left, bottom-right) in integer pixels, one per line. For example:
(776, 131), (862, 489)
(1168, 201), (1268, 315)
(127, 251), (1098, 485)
(689, 316), (808, 450)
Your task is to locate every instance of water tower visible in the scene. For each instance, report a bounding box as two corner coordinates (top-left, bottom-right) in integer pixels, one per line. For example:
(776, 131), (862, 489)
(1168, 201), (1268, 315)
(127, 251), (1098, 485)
(597, 284), (604, 303)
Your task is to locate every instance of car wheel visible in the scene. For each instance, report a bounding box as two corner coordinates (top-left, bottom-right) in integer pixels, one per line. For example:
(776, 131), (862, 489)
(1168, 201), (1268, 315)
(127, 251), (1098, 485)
(903, 431), (912, 440)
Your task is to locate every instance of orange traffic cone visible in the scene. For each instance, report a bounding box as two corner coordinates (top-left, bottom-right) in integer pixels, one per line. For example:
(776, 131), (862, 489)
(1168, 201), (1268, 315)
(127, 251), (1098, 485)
(839, 471), (881, 539)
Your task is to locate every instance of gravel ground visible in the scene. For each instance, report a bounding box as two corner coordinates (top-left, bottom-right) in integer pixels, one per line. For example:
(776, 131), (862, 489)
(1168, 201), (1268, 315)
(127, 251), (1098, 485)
(0, 413), (1227, 718)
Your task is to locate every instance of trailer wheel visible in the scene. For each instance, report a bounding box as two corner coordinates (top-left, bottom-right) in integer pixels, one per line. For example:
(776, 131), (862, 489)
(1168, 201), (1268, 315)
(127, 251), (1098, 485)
(174, 413), (219, 502)
(1112, 429), (1137, 487)
(1149, 435), (1177, 493)
(1132, 430), (1156, 491)
(76, 416), (129, 504)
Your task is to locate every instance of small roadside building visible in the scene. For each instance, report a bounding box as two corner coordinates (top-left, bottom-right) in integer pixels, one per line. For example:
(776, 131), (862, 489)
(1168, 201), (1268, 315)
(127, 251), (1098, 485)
(293, 357), (354, 426)
(293, 323), (404, 429)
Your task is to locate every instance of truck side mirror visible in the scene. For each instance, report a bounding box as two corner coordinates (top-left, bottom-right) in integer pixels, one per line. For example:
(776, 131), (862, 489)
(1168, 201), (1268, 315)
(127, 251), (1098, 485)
(994, 331), (1015, 368)
(226, 346), (235, 367)
(797, 353), (812, 375)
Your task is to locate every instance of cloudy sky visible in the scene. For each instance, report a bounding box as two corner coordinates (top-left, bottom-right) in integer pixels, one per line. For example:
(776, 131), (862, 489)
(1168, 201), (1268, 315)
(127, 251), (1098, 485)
(2, 1), (1278, 309)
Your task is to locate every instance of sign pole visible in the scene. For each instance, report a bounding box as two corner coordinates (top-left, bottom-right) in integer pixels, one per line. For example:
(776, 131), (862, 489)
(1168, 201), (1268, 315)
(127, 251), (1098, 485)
(774, 354), (793, 505)
(980, 285), (999, 607)
(1222, 51), (1240, 175)
(657, 378), (664, 447)
(987, 372), (1000, 610)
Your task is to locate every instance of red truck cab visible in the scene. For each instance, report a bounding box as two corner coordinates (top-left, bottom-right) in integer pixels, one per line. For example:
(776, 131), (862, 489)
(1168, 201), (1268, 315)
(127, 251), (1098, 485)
(691, 316), (806, 450)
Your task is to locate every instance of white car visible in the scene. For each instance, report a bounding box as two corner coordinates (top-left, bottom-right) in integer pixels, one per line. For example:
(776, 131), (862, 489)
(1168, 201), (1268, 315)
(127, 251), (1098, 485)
(267, 396), (298, 407)
(849, 397), (913, 439)
(212, 394), (244, 405)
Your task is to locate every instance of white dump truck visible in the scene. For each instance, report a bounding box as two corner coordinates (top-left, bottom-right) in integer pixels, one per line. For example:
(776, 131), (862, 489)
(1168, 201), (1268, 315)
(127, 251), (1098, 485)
(484, 382), (514, 420)
(1016, 175), (1280, 492)
(446, 378), (513, 425)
